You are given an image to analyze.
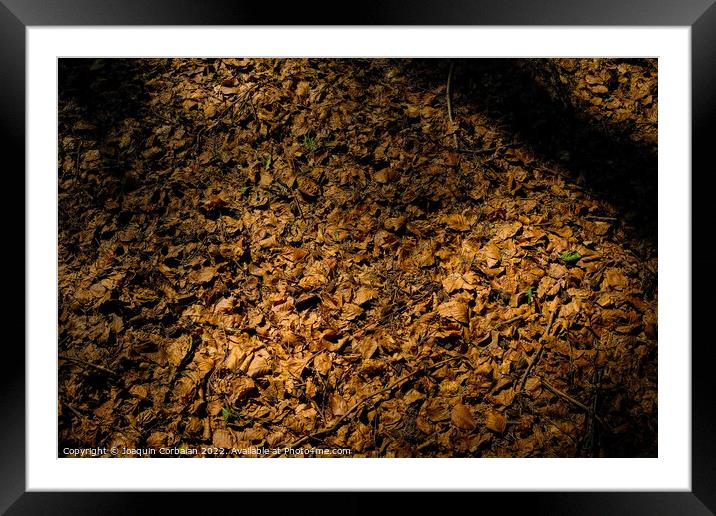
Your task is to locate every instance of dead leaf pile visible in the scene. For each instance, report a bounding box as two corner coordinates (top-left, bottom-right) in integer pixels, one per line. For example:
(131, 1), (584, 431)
(58, 58), (657, 458)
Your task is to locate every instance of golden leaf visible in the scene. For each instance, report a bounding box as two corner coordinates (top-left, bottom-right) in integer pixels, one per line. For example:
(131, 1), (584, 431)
(485, 411), (507, 433)
(451, 403), (476, 430)
(443, 213), (470, 231)
(437, 300), (469, 324)
(353, 287), (378, 306)
(247, 354), (271, 378)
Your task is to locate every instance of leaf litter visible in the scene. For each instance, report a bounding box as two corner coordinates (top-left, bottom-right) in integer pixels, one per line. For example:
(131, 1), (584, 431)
(58, 58), (657, 458)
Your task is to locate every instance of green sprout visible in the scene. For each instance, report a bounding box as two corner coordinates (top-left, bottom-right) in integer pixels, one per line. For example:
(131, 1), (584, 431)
(526, 286), (534, 304)
(221, 407), (240, 424)
(559, 251), (582, 264)
(261, 155), (272, 170)
(302, 135), (317, 152)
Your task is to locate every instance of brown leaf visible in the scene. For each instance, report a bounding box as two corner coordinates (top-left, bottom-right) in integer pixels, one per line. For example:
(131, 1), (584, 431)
(442, 273), (467, 293)
(548, 263), (567, 279)
(229, 377), (256, 403)
(353, 287), (378, 306)
(342, 303), (363, 321)
(485, 411), (507, 433)
(499, 221), (523, 240)
(451, 403), (476, 430)
(166, 335), (192, 367)
(313, 353), (332, 376)
(247, 354), (271, 378)
(374, 168), (395, 184)
(354, 337), (379, 360)
(525, 377), (541, 392)
(282, 246), (309, 262)
(212, 429), (236, 449)
(295, 80), (311, 98)
(298, 177), (320, 197)
(493, 387), (515, 408)
(483, 243), (501, 266)
(437, 300), (469, 324)
(329, 394), (348, 417)
(424, 399), (450, 422)
(188, 266), (217, 285)
(602, 268), (628, 290)
(384, 215), (407, 232)
(443, 213), (470, 231)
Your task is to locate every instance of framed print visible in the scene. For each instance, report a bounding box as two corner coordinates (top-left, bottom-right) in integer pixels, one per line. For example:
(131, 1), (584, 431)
(3, 0), (715, 513)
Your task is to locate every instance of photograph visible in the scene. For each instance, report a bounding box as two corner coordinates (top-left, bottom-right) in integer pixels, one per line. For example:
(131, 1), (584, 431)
(57, 57), (658, 459)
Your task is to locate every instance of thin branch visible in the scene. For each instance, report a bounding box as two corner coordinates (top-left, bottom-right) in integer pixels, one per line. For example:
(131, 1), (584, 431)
(59, 354), (117, 377)
(518, 308), (558, 390)
(584, 215), (617, 221)
(493, 315), (524, 330)
(540, 377), (611, 432)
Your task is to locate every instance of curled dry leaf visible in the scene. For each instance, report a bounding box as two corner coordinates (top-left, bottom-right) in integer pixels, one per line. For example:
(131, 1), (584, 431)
(443, 213), (470, 231)
(188, 266), (218, 285)
(442, 273), (475, 293)
(496, 221), (522, 240)
(342, 303), (364, 321)
(354, 337), (379, 360)
(525, 376), (542, 393)
(602, 268), (629, 290)
(451, 403), (477, 430)
(353, 287), (378, 306)
(166, 335), (192, 367)
(282, 246), (309, 262)
(247, 354), (271, 378)
(374, 167), (395, 184)
(229, 377), (256, 403)
(483, 243), (502, 267)
(437, 300), (469, 324)
(424, 399), (451, 422)
(485, 411), (507, 433)
(330, 394), (348, 417)
(298, 177), (320, 197)
(313, 352), (333, 376)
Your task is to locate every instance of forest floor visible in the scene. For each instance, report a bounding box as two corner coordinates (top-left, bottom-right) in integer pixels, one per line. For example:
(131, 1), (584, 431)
(58, 58), (658, 457)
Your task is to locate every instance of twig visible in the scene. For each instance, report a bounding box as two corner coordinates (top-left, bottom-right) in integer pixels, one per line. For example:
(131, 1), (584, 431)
(540, 377), (611, 432)
(454, 145), (496, 156)
(585, 215), (617, 222)
(446, 62), (458, 150)
(517, 309), (558, 390)
(63, 402), (86, 420)
(493, 315), (524, 330)
(270, 356), (461, 456)
(58, 354), (117, 377)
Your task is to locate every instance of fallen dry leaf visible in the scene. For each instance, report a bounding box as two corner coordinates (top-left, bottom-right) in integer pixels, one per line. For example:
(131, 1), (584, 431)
(451, 403), (477, 430)
(485, 411), (507, 433)
(437, 300), (469, 324)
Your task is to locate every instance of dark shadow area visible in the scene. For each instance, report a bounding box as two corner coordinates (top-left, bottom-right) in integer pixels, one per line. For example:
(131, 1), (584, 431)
(58, 58), (155, 202)
(59, 58), (149, 141)
(405, 58), (657, 246)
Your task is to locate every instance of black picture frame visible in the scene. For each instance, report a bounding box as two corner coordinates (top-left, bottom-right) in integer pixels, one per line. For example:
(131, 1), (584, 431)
(3, 1), (714, 513)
